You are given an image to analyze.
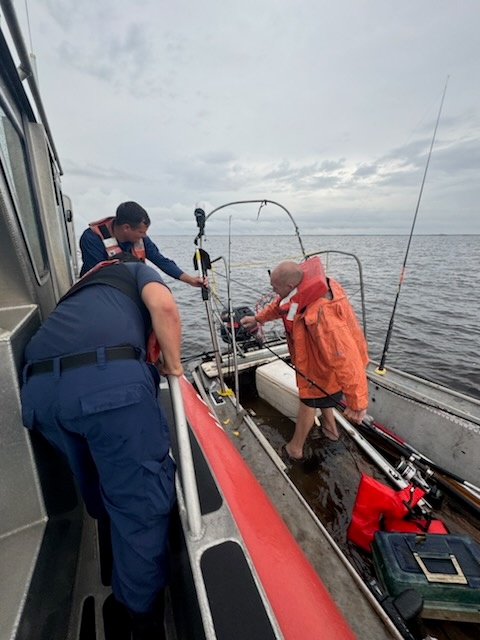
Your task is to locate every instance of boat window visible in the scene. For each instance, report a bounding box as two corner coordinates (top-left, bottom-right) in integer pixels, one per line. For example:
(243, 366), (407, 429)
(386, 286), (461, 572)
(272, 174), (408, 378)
(0, 105), (48, 275)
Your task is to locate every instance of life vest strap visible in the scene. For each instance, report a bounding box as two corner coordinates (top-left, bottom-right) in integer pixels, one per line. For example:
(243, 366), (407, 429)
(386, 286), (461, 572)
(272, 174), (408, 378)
(98, 223), (113, 239)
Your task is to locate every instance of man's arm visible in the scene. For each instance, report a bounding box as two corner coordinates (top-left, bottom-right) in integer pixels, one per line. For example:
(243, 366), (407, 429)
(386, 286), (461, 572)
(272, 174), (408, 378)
(144, 237), (184, 279)
(241, 297), (281, 329)
(178, 273), (206, 288)
(79, 229), (108, 276)
(144, 237), (204, 286)
(141, 281), (183, 376)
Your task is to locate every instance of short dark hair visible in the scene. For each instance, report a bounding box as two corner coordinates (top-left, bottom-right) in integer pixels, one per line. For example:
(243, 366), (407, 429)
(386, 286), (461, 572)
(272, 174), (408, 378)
(115, 201), (151, 228)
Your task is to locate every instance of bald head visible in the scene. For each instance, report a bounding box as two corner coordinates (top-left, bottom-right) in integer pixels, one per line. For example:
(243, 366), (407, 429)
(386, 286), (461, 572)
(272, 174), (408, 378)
(270, 261), (303, 298)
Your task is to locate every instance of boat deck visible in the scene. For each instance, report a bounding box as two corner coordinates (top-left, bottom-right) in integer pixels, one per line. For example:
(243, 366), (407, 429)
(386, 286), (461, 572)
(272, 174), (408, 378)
(239, 369), (480, 640)
(191, 367), (403, 639)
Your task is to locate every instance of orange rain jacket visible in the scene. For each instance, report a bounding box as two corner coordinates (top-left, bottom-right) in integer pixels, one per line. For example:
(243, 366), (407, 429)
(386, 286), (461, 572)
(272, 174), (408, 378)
(256, 277), (369, 410)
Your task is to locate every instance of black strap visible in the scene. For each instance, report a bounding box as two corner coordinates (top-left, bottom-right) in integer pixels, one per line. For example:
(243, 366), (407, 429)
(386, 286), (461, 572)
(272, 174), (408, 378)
(98, 223), (113, 239)
(58, 263), (152, 336)
(27, 345), (141, 377)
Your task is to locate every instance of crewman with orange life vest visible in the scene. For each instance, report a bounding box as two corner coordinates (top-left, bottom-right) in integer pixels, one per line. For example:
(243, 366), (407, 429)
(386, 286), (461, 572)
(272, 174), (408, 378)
(241, 258), (369, 462)
(21, 253), (181, 639)
(79, 201), (204, 288)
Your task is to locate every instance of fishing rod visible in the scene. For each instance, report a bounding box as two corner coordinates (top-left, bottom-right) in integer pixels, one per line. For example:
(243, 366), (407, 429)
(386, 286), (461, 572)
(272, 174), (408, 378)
(354, 421), (480, 520)
(256, 338), (480, 517)
(376, 78), (449, 374)
(256, 340), (434, 499)
(357, 412), (480, 498)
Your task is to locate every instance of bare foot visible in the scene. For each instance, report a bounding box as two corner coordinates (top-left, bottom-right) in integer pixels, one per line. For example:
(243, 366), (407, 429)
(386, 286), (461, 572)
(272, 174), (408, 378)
(280, 444), (304, 462)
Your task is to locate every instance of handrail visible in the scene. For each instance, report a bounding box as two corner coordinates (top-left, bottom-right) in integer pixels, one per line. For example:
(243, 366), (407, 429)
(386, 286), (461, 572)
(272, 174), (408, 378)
(193, 199), (306, 404)
(204, 199), (307, 258)
(306, 249), (368, 338)
(167, 375), (205, 540)
(0, 0), (64, 174)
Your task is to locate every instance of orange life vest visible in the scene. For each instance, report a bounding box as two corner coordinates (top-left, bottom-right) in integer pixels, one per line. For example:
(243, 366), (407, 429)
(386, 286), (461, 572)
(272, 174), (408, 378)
(278, 256), (328, 334)
(256, 262), (369, 407)
(89, 216), (147, 261)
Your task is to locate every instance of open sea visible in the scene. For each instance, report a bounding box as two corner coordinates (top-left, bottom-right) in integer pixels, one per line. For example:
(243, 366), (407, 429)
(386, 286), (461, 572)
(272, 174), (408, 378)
(152, 234), (479, 401)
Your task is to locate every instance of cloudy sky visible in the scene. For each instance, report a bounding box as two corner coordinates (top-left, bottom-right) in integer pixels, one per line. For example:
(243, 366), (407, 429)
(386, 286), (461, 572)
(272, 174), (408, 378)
(13, 0), (480, 235)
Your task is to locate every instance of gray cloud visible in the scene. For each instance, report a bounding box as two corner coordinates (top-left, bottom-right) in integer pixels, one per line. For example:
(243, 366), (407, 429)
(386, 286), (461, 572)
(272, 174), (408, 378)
(25, 0), (480, 236)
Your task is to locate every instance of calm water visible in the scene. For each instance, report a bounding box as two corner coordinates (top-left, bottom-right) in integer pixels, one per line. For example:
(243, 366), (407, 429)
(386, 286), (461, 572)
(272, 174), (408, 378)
(153, 234), (480, 400)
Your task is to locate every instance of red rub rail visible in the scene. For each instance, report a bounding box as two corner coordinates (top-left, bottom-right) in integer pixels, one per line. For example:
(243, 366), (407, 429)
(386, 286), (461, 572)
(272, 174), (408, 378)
(180, 376), (356, 640)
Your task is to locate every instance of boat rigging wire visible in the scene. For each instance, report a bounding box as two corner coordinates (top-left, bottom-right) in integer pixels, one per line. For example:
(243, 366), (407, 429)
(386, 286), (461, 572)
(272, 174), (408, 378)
(376, 77), (449, 374)
(192, 206), (229, 394)
(226, 216), (241, 410)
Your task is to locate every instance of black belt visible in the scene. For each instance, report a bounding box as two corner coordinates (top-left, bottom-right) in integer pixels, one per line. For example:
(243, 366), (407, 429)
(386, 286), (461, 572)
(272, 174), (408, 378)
(27, 345), (142, 377)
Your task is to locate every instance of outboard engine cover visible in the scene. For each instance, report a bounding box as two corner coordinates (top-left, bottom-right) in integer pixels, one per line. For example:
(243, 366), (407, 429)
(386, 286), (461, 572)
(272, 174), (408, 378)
(220, 306), (259, 346)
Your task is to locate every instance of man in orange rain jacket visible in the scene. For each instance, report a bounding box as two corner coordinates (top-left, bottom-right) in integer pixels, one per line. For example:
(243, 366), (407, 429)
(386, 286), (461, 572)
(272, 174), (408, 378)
(241, 259), (369, 461)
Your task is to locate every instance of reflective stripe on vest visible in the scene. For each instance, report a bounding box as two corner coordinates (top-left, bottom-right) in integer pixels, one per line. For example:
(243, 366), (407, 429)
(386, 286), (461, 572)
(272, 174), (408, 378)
(89, 216), (147, 261)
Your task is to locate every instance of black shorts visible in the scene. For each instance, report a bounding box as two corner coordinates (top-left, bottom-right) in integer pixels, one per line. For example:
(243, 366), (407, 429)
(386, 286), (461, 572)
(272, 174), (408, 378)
(300, 390), (343, 408)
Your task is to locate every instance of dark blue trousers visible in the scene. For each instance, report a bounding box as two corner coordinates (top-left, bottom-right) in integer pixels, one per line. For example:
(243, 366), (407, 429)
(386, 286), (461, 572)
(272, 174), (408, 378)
(21, 358), (176, 613)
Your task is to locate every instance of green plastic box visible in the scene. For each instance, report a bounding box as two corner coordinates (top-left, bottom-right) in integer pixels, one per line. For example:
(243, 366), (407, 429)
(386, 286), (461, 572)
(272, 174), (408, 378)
(372, 532), (480, 622)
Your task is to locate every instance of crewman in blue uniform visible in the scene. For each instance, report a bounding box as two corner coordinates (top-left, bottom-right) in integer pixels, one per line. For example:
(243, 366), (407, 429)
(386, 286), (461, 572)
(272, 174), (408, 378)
(79, 200), (204, 288)
(21, 254), (181, 640)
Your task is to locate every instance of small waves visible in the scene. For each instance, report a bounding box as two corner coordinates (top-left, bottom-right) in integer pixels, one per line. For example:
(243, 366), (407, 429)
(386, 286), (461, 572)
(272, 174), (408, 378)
(155, 234), (480, 400)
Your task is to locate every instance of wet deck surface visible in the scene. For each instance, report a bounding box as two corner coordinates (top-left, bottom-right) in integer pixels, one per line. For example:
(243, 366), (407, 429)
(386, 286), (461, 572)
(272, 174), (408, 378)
(239, 375), (480, 640)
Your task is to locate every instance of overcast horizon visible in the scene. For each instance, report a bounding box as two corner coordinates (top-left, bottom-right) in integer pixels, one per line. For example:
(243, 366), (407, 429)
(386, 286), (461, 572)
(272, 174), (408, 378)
(10, 1), (480, 237)
(147, 231), (479, 237)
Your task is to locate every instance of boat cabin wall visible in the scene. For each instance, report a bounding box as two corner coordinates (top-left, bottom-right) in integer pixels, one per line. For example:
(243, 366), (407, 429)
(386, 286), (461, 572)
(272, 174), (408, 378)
(0, 29), (82, 638)
(0, 121), (77, 315)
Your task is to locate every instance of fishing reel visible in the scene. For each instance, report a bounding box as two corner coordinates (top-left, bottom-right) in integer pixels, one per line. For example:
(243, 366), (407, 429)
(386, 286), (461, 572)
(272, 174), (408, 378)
(397, 457), (444, 509)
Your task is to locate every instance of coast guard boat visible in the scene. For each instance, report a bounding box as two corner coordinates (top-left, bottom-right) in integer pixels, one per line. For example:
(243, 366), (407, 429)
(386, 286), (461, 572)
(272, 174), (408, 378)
(0, 4), (403, 639)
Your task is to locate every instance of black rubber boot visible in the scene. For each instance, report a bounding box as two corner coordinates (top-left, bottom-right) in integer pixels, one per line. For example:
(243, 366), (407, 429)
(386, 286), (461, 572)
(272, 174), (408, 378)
(129, 610), (160, 640)
(128, 589), (166, 640)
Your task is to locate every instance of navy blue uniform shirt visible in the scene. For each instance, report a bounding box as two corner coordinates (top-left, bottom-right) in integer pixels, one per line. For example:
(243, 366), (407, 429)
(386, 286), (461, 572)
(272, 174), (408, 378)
(25, 263), (166, 361)
(79, 228), (184, 279)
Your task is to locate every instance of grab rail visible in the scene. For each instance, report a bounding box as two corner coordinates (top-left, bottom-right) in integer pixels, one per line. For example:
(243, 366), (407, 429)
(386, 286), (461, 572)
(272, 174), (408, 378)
(0, 0), (63, 174)
(168, 375), (205, 540)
